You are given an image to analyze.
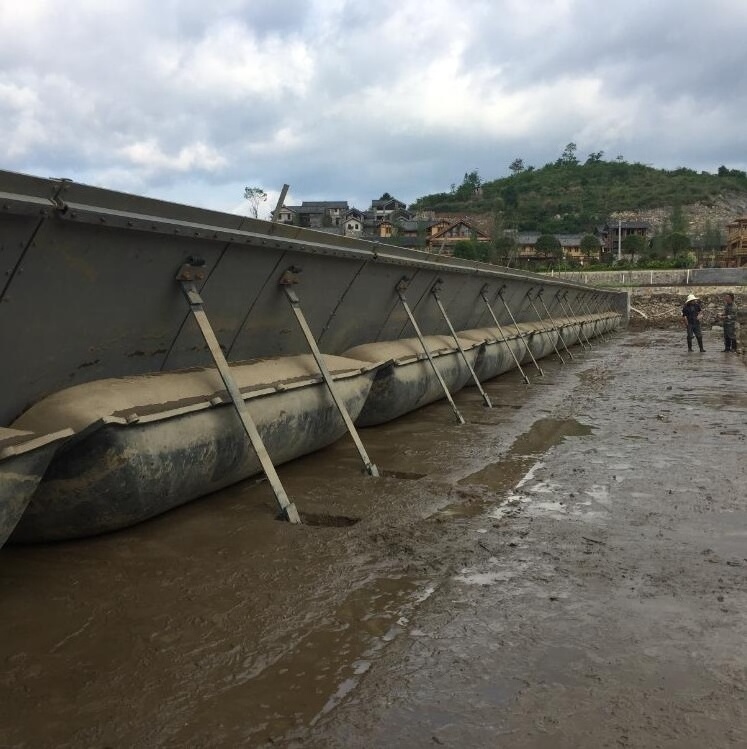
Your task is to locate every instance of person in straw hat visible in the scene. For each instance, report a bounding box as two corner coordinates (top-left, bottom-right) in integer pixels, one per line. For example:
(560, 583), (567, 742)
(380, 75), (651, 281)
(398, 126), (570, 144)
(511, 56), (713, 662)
(681, 293), (705, 352)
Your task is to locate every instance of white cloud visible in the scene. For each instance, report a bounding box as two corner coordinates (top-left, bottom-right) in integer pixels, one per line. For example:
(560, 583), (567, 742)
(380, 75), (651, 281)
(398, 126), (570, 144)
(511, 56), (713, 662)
(120, 139), (227, 174)
(167, 21), (315, 100)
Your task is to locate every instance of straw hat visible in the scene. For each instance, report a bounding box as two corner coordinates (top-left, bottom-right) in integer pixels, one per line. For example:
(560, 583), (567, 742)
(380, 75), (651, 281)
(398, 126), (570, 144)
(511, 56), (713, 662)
(685, 293), (699, 303)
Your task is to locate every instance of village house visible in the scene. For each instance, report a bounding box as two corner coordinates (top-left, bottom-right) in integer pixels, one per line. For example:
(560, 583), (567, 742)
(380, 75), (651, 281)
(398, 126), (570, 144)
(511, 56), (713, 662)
(427, 220), (490, 254)
(513, 233), (601, 266)
(273, 196), (414, 237)
(725, 217), (747, 267)
(274, 201), (350, 229)
(600, 220), (651, 255)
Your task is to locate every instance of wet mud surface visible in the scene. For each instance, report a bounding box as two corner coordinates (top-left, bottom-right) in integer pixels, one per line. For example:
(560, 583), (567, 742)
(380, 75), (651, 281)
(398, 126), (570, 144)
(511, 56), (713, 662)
(2, 327), (746, 748)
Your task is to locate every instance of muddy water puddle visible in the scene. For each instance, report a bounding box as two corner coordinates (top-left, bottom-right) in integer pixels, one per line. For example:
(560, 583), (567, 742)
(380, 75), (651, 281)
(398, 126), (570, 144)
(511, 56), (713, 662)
(433, 418), (594, 520)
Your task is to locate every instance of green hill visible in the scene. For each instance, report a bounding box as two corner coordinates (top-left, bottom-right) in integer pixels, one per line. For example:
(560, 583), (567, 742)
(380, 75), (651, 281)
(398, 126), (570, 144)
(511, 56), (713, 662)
(411, 153), (747, 235)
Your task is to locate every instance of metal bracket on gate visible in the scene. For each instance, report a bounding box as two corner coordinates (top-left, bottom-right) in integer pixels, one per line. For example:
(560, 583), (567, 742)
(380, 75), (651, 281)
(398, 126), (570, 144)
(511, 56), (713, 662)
(526, 289), (565, 364)
(497, 285), (544, 377)
(557, 292), (592, 349)
(397, 277), (465, 425)
(479, 285), (530, 385)
(582, 294), (608, 342)
(176, 260), (301, 524)
(279, 266), (379, 477)
(431, 280), (492, 408)
(593, 294), (613, 340)
(537, 288), (573, 360)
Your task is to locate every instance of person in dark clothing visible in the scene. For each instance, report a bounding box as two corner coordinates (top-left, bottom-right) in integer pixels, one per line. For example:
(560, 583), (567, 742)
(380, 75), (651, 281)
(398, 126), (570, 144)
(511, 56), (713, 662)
(719, 292), (738, 352)
(681, 293), (705, 352)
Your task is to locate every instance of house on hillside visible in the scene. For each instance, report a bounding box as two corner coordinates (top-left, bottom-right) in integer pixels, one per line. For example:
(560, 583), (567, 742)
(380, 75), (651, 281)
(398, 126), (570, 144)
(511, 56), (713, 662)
(600, 220), (651, 255)
(513, 233), (602, 266)
(343, 208), (366, 237)
(725, 217), (747, 266)
(562, 234), (602, 265)
(427, 220), (490, 255)
(273, 200), (350, 229)
(370, 197), (408, 223)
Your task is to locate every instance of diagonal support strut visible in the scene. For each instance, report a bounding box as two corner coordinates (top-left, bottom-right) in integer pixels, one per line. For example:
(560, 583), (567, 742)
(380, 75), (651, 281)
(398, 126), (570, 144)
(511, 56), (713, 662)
(176, 261), (301, 523)
(432, 281), (492, 408)
(397, 277), (465, 425)
(279, 267), (379, 477)
(557, 291), (592, 349)
(537, 288), (574, 360)
(497, 287), (544, 377)
(480, 285), (530, 385)
(527, 290), (565, 364)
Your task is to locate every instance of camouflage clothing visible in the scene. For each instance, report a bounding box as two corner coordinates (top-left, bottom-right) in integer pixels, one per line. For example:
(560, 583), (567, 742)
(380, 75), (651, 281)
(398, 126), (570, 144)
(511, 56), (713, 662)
(722, 300), (737, 352)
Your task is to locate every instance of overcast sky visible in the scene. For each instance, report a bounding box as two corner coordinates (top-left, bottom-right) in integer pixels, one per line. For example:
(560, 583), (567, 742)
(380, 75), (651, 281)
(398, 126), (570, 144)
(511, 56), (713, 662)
(2, 0), (746, 218)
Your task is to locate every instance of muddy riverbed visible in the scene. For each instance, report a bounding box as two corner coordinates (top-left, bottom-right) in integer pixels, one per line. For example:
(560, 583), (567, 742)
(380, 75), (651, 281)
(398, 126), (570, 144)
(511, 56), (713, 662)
(1, 326), (746, 748)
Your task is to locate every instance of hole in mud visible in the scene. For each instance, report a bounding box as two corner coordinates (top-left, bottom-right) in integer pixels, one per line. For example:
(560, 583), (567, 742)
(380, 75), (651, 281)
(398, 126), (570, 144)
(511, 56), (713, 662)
(381, 469), (426, 481)
(299, 512), (361, 527)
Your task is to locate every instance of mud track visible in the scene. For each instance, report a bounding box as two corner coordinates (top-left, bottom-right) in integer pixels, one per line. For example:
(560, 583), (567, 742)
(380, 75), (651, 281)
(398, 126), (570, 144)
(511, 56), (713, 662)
(1, 326), (746, 748)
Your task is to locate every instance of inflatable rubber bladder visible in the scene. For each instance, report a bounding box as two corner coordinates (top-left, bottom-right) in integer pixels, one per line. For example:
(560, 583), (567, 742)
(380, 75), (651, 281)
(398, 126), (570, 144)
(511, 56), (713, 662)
(0, 428), (72, 548)
(10, 355), (377, 542)
(457, 327), (528, 382)
(509, 321), (558, 364)
(343, 335), (481, 426)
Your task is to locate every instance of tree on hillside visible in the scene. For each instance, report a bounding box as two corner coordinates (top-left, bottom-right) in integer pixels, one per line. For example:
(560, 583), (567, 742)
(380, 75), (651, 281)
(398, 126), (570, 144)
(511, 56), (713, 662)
(450, 170), (482, 201)
(244, 186), (267, 218)
(535, 234), (563, 264)
(665, 232), (691, 256)
(699, 220), (724, 266)
(452, 239), (488, 262)
(621, 234), (647, 262)
(718, 165), (747, 179)
(502, 183), (519, 213)
(490, 211), (518, 266)
(509, 158), (525, 175)
(558, 142), (579, 167)
(586, 151), (604, 164)
(492, 233), (518, 267)
(580, 233), (600, 262)
(668, 202), (687, 234)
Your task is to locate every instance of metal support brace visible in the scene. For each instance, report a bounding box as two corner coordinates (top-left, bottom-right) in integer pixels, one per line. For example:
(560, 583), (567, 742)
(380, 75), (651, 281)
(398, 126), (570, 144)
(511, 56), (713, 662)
(579, 295), (601, 341)
(176, 261), (301, 524)
(558, 292), (592, 349)
(279, 267), (379, 476)
(479, 285), (530, 385)
(397, 277), (465, 425)
(585, 295), (609, 342)
(431, 281), (492, 408)
(497, 287), (544, 377)
(527, 290), (565, 364)
(593, 294), (614, 338)
(592, 296), (611, 341)
(537, 289), (573, 360)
